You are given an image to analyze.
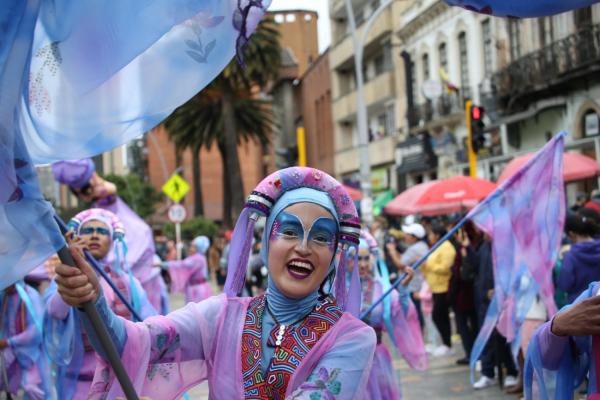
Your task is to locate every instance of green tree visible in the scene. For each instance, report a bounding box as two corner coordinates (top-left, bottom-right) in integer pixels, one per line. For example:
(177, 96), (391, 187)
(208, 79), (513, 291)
(164, 216), (219, 241)
(163, 16), (281, 226)
(103, 173), (163, 219)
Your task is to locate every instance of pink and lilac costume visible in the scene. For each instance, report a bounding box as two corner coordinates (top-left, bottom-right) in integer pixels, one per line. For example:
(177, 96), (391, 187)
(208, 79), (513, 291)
(359, 231), (428, 400)
(82, 167), (376, 399)
(1, 283), (50, 400)
(165, 236), (213, 304)
(525, 282), (600, 400)
(43, 208), (156, 400)
(52, 159), (170, 315)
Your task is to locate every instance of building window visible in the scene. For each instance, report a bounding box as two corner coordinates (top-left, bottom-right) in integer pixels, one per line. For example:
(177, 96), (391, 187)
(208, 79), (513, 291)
(374, 53), (385, 76)
(538, 17), (554, 47)
(458, 32), (470, 98)
(422, 53), (430, 82)
(574, 6), (593, 29)
(438, 42), (447, 73)
(584, 110), (600, 137)
(385, 103), (395, 136)
(509, 19), (521, 61)
(482, 19), (493, 76)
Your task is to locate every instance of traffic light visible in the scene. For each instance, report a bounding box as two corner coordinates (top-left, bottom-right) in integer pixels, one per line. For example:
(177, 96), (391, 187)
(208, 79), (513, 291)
(470, 105), (485, 153)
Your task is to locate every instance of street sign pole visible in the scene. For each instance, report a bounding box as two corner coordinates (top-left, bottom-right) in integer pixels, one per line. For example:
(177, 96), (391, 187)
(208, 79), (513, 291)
(175, 222), (182, 260)
(167, 203), (187, 261)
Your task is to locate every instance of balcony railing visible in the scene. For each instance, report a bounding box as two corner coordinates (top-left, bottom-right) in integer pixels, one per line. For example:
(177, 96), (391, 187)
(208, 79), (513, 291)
(408, 93), (464, 128)
(492, 23), (600, 103)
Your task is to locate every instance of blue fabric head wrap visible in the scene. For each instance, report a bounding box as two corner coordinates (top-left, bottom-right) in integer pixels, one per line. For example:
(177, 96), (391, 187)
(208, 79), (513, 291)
(193, 236), (210, 255)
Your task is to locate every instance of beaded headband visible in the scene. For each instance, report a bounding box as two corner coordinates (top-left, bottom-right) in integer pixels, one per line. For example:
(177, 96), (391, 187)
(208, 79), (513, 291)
(247, 167), (361, 245)
(68, 208), (125, 240)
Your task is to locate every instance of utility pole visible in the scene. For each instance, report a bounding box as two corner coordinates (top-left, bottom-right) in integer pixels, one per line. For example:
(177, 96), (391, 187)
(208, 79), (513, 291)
(344, 0), (394, 225)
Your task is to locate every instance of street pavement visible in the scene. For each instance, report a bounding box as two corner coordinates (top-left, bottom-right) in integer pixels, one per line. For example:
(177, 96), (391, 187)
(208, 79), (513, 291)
(171, 292), (517, 399)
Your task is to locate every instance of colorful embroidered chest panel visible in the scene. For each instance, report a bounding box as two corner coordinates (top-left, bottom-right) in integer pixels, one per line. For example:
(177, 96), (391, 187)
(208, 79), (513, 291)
(242, 295), (342, 400)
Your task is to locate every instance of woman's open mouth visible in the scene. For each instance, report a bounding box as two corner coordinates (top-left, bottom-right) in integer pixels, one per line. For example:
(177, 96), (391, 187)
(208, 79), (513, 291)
(286, 258), (314, 280)
(88, 243), (100, 250)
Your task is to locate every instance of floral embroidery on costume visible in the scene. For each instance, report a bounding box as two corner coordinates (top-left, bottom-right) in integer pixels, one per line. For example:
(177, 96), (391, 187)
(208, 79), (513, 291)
(242, 295), (342, 399)
(291, 367), (343, 400)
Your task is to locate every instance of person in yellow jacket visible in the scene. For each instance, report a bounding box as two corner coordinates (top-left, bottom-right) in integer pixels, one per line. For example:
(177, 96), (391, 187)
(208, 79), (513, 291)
(422, 223), (456, 357)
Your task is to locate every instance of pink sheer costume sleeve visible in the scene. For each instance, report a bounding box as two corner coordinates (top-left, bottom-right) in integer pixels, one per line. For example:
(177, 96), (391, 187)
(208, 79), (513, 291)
(88, 294), (249, 399)
(389, 290), (428, 371)
(287, 314), (377, 399)
(535, 320), (569, 371)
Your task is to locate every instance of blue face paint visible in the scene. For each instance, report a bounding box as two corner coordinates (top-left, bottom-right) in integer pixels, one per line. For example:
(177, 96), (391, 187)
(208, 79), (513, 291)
(270, 212), (337, 250)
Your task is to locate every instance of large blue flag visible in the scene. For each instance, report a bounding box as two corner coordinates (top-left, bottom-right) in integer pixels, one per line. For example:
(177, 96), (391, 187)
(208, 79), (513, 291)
(446, 0), (599, 17)
(0, 0), (270, 289)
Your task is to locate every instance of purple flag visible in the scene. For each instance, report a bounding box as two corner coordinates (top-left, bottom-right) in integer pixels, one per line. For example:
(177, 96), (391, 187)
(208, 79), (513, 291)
(467, 133), (565, 377)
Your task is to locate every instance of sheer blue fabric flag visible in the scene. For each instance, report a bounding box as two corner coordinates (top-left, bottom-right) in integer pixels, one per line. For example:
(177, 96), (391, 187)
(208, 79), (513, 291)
(1, 0), (270, 290)
(445, 0), (599, 17)
(467, 133), (565, 380)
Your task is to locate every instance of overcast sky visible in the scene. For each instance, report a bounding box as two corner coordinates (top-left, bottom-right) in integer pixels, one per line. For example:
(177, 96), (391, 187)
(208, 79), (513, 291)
(270, 0), (332, 53)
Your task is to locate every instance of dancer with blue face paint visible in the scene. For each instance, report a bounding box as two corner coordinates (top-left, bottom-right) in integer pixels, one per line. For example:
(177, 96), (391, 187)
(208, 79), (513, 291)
(53, 167), (376, 399)
(44, 208), (156, 400)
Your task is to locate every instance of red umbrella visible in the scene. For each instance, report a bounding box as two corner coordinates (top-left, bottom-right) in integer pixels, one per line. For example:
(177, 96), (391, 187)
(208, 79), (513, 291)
(343, 184), (363, 201)
(384, 181), (436, 216)
(384, 176), (496, 216)
(498, 152), (600, 183)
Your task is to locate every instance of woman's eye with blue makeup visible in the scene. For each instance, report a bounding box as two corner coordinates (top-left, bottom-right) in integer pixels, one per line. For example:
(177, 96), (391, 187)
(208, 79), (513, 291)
(311, 232), (333, 246)
(281, 227), (300, 238)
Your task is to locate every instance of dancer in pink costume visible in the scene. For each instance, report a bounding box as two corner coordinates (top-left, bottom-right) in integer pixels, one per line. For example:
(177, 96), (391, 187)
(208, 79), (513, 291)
(52, 159), (169, 314)
(0, 282), (50, 400)
(162, 236), (213, 303)
(359, 231), (428, 400)
(54, 167), (377, 399)
(44, 208), (156, 400)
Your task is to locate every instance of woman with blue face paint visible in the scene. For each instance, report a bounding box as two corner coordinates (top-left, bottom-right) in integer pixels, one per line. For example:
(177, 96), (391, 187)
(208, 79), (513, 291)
(160, 236), (213, 304)
(44, 208), (157, 400)
(53, 167), (376, 399)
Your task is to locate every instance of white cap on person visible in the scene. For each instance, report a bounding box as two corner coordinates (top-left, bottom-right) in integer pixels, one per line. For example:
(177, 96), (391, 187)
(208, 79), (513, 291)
(402, 223), (426, 239)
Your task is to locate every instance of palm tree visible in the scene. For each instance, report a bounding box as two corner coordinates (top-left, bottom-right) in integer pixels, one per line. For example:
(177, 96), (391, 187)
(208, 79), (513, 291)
(164, 103), (216, 216)
(212, 15), (281, 224)
(164, 16), (280, 225)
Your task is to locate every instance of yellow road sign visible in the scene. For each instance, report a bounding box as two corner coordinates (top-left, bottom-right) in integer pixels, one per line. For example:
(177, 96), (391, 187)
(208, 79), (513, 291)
(162, 174), (190, 203)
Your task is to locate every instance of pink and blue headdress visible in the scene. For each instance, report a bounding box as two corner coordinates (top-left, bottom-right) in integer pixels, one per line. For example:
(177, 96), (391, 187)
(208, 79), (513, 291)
(225, 167), (362, 312)
(67, 208), (139, 308)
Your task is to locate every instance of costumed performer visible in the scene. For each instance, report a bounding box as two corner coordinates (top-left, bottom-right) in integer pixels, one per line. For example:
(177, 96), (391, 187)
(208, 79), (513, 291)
(359, 230), (428, 400)
(524, 280), (600, 400)
(54, 167), (377, 399)
(160, 236), (213, 304)
(0, 282), (50, 399)
(44, 208), (156, 400)
(51, 159), (169, 314)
